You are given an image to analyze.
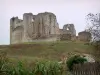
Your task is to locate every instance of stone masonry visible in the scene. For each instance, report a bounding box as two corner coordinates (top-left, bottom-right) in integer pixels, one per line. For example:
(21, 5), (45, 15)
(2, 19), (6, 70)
(78, 31), (91, 42)
(10, 12), (60, 44)
(10, 12), (77, 44)
(59, 24), (76, 40)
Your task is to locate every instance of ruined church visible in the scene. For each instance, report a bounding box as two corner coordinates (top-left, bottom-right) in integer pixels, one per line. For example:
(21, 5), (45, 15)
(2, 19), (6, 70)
(10, 12), (76, 44)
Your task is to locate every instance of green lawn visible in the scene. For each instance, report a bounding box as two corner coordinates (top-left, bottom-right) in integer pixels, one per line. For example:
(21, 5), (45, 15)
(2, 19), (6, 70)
(0, 41), (94, 62)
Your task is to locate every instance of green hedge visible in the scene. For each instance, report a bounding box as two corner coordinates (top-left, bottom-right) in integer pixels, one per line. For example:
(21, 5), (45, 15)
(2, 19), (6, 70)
(66, 55), (87, 71)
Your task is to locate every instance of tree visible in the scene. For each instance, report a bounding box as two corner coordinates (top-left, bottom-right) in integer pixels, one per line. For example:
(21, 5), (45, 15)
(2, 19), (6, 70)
(86, 13), (100, 58)
(86, 13), (100, 42)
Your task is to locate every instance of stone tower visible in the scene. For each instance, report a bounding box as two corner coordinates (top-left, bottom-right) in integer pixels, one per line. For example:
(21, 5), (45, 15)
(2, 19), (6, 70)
(10, 17), (23, 44)
(23, 13), (34, 42)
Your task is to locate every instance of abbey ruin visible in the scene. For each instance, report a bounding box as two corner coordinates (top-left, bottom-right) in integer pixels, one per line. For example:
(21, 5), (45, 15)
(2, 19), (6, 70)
(10, 12), (76, 44)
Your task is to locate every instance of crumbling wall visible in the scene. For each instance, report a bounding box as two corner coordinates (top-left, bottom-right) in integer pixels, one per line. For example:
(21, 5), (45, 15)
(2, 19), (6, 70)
(78, 31), (91, 42)
(10, 17), (23, 44)
(23, 13), (34, 42)
(10, 12), (78, 44)
(12, 26), (23, 44)
(33, 12), (60, 38)
(60, 24), (76, 40)
(63, 24), (76, 36)
(10, 12), (60, 44)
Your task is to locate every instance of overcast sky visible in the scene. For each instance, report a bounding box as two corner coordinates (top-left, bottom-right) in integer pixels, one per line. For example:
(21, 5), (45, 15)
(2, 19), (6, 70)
(0, 0), (100, 45)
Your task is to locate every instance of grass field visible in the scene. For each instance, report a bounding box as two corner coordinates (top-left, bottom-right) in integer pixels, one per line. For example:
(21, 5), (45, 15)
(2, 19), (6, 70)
(0, 41), (96, 75)
(0, 41), (94, 63)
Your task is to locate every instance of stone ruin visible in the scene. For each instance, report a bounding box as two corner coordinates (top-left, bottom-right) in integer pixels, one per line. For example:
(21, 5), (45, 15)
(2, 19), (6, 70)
(59, 24), (76, 40)
(10, 12), (77, 44)
(10, 12), (60, 44)
(78, 31), (91, 42)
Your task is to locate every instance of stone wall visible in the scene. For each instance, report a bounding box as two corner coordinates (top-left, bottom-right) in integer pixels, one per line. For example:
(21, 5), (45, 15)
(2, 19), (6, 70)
(60, 34), (71, 40)
(63, 24), (76, 36)
(10, 12), (78, 44)
(59, 24), (76, 40)
(78, 31), (91, 42)
(10, 17), (23, 44)
(10, 12), (60, 44)
(11, 26), (23, 44)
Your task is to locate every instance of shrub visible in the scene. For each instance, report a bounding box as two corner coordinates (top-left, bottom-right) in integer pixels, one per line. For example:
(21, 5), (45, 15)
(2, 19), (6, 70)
(93, 41), (100, 50)
(66, 55), (87, 71)
(92, 40), (100, 59)
(7, 61), (34, 75)
(2, 60), (64, 75)
(0, 51), (64, 75)
(34, 61), (63, 75)
(0, 51), (9, 74)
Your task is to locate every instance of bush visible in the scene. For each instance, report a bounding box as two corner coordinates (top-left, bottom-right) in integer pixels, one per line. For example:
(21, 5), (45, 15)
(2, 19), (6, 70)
(92, 40), (100, 59)
(0, 59), (64, 75)
(93, 40), (100, 50)
(34, 61), (63, 75)
(0, 51), (66, 75)
(7, 61), (33, 75)
(66, 55), (87, 71)
(0, 51), (8, 73)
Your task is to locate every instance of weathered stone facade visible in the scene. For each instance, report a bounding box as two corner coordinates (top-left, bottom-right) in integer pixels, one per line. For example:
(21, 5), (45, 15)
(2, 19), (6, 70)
(59, 24), (76, 40)
(10, 12), (60, 44)
(78, 31), (91, 42)
(10, 12), (77, 44)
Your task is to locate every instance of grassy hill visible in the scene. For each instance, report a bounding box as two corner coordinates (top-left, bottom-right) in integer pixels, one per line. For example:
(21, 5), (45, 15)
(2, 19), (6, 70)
(0, 41), (94, 63)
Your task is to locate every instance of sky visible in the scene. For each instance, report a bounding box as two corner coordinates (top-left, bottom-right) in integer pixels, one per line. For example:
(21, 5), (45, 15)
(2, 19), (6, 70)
(0, 0), (100, 45)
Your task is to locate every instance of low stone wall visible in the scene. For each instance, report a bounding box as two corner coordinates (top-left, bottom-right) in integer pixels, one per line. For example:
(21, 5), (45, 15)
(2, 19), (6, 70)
(78, 31), (91, 42)
(29, 37), (59, 42)
(60, 34), (71, 40)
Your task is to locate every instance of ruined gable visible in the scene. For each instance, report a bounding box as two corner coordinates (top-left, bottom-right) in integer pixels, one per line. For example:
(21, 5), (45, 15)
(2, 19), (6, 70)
(63, 24), (76, 36)
(59, 24), (76, 40)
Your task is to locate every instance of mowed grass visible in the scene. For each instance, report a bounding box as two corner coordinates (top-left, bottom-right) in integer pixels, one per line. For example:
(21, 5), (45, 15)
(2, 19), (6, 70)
(0, 41), (94, 63)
